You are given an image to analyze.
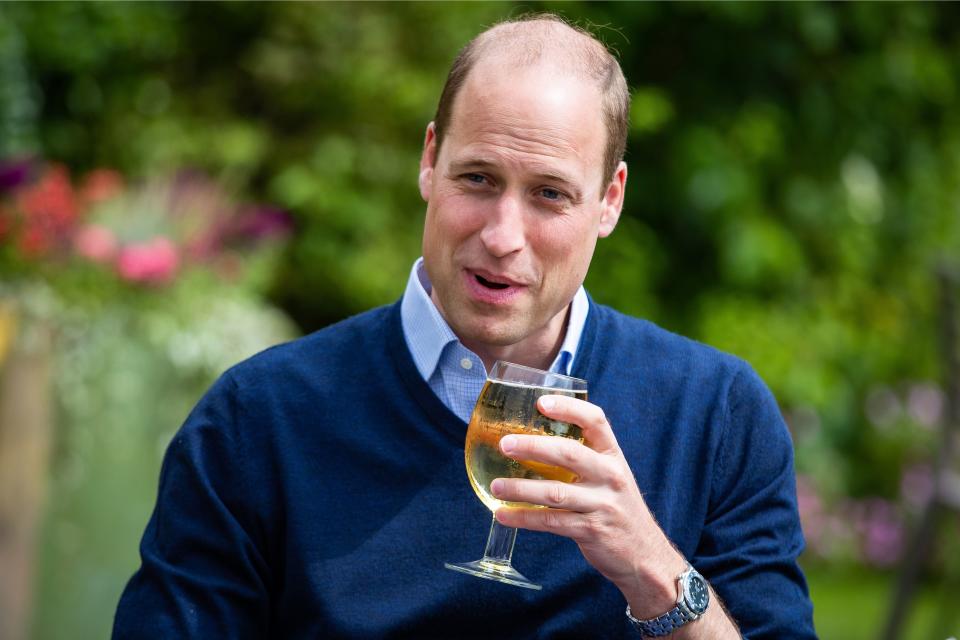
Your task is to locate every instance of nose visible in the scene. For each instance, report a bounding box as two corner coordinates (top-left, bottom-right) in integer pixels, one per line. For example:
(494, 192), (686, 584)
(479, 192), (526, 258)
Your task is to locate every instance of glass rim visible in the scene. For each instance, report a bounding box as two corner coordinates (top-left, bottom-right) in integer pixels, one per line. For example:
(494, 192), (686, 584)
(488, 360), (587, 390)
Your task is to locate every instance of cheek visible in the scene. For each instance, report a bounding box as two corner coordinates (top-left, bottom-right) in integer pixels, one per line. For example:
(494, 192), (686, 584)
(432, 196), (483, 239)
(533, 219), (599, 282)
(423, 197), (479, 257)
(537, 217), (597, 258)
(422, 207), (448, 261)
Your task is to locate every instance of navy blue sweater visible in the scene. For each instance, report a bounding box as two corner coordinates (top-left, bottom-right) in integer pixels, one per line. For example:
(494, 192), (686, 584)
(114, 301), (816, 639)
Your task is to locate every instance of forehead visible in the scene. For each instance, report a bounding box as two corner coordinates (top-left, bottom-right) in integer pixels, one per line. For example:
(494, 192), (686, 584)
(444, 61), (607, 182)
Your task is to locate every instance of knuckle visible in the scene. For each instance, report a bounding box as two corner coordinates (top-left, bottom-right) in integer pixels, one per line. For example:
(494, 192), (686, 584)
(592, 406), (608, 427)
(604, 461), (632, 491)
(583, 514), (605, 537)
(570, 517), (591, 540)
(547, 482), (567, 506)
(560, 442), (579, 465)
(608, 469), (630, 492)
(543, 509), (564, 530)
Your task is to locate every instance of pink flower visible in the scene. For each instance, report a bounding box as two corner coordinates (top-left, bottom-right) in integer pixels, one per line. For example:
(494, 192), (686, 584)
(74, 224), (118, 263)
(15, 164), (78, 227)
(795, 475), (823, 529)
(795, 474), (832, 557)
(852, 498), (904, 568)
(116, 237), (179, 285)
(17, 225), (51, 257)
(9, 164), (79, 259)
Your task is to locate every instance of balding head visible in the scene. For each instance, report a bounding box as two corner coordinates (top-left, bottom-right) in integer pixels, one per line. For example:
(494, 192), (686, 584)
(432, 14), (630, 188)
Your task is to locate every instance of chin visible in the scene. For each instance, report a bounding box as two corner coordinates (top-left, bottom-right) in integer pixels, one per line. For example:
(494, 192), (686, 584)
(441, 292), (539, 349)
(461, 318), (531, 349)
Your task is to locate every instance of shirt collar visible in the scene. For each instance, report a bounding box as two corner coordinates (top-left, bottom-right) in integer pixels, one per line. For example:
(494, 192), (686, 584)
(400, 258), (459, 383)
(400, 257), (589, 380)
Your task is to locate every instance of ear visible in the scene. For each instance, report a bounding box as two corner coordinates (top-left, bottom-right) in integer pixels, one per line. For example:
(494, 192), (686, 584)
(418, 122), (438, 202)
(598, 161), (627, 238)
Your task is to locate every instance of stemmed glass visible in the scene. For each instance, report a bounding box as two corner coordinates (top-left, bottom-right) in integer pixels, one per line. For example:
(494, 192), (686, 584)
(445, 361), (588, 590)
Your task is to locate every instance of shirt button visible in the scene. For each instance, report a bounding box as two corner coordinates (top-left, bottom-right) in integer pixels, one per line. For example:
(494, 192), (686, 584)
(460, 357), (473, 370)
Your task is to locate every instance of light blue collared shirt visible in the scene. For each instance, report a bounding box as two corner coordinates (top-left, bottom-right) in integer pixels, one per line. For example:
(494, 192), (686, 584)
(400, 257), (589, 423)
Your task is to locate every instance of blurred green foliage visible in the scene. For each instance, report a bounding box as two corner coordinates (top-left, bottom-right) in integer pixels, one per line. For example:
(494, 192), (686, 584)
(25, 282), (295, 640)
(4, 2), (960, 637)
(809, 564), (960, 640)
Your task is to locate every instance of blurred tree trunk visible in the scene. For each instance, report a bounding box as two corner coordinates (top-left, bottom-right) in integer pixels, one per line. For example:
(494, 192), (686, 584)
(0, 304), (54, 640)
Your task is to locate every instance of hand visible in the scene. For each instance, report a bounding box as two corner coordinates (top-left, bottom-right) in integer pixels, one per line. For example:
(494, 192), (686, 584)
(490, 394), (685, 616)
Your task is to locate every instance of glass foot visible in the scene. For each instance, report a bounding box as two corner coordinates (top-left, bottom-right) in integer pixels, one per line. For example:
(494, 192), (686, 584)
(444, 559), (542, 590)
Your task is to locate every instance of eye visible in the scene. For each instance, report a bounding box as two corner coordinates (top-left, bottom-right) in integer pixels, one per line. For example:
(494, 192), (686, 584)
(539, 187), (563, 201)
(464, 173), (487, 185)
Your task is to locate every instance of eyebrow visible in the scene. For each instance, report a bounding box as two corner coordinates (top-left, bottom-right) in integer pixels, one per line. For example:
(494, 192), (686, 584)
(448, 158), (584, 200)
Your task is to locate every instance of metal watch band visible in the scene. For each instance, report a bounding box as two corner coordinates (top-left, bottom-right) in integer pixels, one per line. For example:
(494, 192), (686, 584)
(626, 601), (697, 637)
(625, 563), (706, 638)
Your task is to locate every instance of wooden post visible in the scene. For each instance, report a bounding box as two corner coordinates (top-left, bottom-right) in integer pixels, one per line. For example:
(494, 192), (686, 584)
(0, 302), (54, 640)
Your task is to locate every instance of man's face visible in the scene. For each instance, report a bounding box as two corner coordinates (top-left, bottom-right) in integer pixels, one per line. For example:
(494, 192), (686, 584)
(418, 62), (626, 362)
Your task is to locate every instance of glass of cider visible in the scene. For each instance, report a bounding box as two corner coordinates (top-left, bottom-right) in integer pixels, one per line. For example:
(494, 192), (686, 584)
(444, 361), (587, 590)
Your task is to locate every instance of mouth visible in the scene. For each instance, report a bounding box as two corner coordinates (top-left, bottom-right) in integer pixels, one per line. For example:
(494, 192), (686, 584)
(463, 269), (526, 304)
(474, 274), (511, 290)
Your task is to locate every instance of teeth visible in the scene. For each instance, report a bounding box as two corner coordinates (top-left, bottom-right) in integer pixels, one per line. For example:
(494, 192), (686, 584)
(476, 274), (509, 290)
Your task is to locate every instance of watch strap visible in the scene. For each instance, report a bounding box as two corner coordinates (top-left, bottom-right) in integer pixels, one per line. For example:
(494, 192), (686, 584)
(626, 601), (697, 637)
(625, 563), (706, 638)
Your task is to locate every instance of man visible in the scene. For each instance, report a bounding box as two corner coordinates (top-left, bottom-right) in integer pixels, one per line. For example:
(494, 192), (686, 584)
(114, 15), (816, 639)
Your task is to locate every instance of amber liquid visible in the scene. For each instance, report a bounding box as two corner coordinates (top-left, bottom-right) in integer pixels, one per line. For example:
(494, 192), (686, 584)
(465, 380), (587, 512)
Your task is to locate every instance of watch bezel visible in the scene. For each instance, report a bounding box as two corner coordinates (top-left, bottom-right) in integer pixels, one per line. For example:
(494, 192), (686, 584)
(680, 568), (709, 616)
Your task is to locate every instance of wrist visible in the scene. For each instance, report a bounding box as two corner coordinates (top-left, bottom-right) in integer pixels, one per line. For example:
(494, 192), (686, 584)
(626, 563), (711, 638)
(620, 548), (688, 619)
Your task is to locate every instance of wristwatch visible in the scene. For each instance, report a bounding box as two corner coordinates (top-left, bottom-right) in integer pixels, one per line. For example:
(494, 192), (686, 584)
(625, 563), (710, 637)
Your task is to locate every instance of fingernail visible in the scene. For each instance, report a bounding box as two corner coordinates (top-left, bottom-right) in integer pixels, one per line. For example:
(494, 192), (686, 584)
(540, 396), (555, 411)
(500, 435), (516, 453)
(491, 479), (504, 495)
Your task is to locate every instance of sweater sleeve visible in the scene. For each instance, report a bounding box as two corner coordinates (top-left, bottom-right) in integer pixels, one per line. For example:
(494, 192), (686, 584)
(695, 364), (816, 639)
(112, 372), (272, 639)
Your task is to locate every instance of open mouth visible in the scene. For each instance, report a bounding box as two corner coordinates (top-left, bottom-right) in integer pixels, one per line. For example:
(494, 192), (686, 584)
(475, 274), (510, 290)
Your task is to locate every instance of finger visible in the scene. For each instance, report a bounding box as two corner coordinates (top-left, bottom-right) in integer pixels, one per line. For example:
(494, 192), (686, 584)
(537, 395), (619, 453)
(499, 433), (607, 481)
(490, 477), (600, 513)
(494, 505), (588, 538)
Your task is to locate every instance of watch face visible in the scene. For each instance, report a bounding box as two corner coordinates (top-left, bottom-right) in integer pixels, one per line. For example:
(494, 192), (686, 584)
(684, 572), (710, 615)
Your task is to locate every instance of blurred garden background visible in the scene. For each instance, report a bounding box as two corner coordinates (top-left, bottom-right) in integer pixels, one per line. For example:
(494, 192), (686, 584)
(1, 2), (959, 639)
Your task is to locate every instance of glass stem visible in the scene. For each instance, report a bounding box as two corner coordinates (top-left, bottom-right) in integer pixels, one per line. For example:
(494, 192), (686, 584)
(481, 515), (517, 565)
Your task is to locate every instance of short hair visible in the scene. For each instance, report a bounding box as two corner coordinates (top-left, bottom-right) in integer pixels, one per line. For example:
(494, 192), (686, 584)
(432, 14), (630, 190)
